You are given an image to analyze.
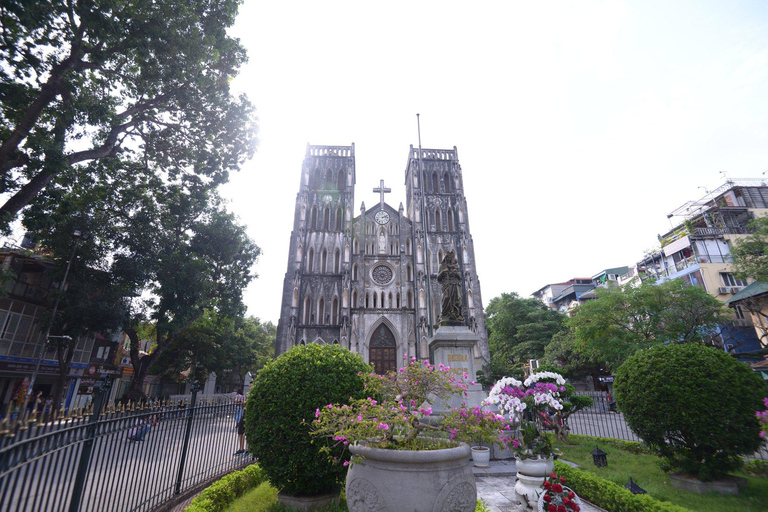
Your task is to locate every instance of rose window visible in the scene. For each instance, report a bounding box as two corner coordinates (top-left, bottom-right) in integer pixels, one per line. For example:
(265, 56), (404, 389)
(372, 265), (393, 285)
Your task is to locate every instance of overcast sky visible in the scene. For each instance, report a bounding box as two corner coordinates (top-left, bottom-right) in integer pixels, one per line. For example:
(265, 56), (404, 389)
(221, 0), (768, 323)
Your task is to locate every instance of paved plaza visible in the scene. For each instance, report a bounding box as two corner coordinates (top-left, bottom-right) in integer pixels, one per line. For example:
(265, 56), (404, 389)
(474, 460), (606, 512)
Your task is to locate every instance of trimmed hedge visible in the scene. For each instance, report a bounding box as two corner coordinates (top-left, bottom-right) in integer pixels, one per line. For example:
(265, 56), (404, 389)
(553, 460), (691, 512)
(246, 343), (371, 496)
(186, 464), (266, 512)
(614, 343), (767, 480)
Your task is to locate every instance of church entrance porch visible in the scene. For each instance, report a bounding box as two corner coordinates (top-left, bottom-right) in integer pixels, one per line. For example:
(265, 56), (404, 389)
(369, 323), (396, 374)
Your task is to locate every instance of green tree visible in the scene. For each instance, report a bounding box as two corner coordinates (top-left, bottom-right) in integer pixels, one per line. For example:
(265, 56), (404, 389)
(731, 215), (768, 282)
(24, 168), (260, 402)
(0, 0), (256, 229)
(568, 279), (729, 370)
(484, 293), (566, 381)
(151, 313), (275, 388)
(540, 330), (608, 389)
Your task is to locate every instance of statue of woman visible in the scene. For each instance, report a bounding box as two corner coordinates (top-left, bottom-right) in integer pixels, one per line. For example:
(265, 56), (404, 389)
(437, 250), (464, 326)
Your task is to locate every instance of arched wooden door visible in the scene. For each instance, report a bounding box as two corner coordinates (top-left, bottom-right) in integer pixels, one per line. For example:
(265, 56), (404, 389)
(369, 323), (396, 375)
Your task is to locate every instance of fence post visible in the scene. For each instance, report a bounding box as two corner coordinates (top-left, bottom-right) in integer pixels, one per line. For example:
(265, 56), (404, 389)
(68, 377), (112, 512)
(174, 381), (200, 495)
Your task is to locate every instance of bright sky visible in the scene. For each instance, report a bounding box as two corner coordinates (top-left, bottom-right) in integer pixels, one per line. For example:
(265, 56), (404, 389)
(222, 0), (768, 323)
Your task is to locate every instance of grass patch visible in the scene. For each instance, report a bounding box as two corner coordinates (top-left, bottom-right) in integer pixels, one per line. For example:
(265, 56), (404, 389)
(556, 436), (768, 512)
(223, 482), (277, 512)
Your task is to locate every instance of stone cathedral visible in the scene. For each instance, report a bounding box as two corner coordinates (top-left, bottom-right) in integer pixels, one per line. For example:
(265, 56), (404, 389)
(275, 143), (490, 377)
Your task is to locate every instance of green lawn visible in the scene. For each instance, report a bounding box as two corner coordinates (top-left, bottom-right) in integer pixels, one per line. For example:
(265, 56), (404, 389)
(556, 436), (768, 512)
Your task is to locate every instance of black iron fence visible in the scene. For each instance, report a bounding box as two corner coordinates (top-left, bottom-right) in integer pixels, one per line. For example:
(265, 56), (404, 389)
(566, 392), (767, 460)
(0, 383), (251, 512)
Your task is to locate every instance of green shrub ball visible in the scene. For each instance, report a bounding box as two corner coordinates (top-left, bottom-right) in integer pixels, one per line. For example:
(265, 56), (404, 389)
(245, 343), (371, 496)
(614, 343), (767, 480)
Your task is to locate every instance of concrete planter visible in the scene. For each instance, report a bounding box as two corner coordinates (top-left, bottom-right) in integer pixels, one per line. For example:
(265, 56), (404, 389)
(346, 442), (476, 512)
(669, 472), (747, 495)
(471, 446), (491, 468)
(514, 456), (555, 510)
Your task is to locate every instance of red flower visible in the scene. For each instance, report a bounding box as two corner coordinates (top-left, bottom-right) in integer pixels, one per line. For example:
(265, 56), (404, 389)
(552, 483), (563, 493)
(543, 481), (551, 490)
(548, 505), (556, 512)
(568, 491), (575, 498)
(561, 477), (566, 483)
(557, 506), (566, 512)
(574, 506), (580, 512)
(563, 496), (570, 505)
(550, 472), (557, 479)
(543, 494), (552, 503)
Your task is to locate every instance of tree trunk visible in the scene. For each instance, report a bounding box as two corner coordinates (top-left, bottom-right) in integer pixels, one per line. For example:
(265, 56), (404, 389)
(52, 341), (76, 412)
(125, 328), (164, 403)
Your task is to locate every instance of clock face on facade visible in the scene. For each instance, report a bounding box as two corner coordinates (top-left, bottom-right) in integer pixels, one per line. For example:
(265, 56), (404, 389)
(374, 210), (390, 225)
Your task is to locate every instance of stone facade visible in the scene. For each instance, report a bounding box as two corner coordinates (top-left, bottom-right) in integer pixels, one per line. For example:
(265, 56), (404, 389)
(275, 144), (490, 376)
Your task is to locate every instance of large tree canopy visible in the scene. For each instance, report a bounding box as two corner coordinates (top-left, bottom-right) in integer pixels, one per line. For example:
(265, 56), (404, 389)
(0, 0), (256, 228)
(567, 279), (729, 369)
(483, 292), (566, 381)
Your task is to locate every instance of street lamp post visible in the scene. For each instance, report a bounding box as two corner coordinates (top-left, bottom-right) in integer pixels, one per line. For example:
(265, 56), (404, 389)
(25, 230), (89, 406)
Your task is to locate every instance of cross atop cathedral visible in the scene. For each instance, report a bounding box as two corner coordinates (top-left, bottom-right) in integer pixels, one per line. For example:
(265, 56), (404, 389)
(373, 179), (391, 209)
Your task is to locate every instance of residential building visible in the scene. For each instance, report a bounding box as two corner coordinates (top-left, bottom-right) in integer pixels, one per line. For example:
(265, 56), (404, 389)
(640, 179), (768, 354)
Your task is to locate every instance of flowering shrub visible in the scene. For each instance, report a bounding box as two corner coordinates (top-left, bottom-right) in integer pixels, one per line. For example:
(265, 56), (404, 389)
(759, 397), (768, 440)
(540, 471), (581, 512)
(312, 356), (512, 453)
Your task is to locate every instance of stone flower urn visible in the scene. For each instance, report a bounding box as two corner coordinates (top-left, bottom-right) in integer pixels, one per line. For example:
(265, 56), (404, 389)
(346, 442), (476, 512)
(514, 456), (555, 510)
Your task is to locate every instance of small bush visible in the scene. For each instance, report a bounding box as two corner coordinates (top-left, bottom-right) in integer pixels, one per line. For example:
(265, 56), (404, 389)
(553, 460), (689, 512)
(743, 458), (768, 478)
(614, 343), (767, 481)
(186, 464), (266, 512)
(246, 344), (371, 496)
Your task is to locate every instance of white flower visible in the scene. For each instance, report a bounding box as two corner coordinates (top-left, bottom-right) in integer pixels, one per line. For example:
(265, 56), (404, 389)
(524, 371), (566, 387)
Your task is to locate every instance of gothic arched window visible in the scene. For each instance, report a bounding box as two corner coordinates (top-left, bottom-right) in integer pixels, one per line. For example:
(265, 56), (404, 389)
(334, 249), (341, 273)
(407, 290), (413, 309)
(335, 207), (342, 231)
(304, 297), (312, 324)
(407, 264), (412, 281)
(318, 297), (325, 325)
(332, 297), (339, 325)
(311, 206), (318, 229)
(406, 239), (412, 255)
(432, 172), (439, 193)
(321, 248), (328, 273)
(444, 172), (452, 193)
(352, 290), (358, 308)
(447, 208), (454, 231)
(307, 248), (314, 272)
(323, 207), (330, 230)
(435, 208), (442, 231)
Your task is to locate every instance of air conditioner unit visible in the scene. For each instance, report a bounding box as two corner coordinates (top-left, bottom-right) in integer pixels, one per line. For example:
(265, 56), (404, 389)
(730, 286), (744, 294)
(529, 359), (539, 370)
(718, 287), (730, 294)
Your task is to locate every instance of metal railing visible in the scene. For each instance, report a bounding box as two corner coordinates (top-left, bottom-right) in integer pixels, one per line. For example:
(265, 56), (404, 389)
(565, 392), (767, 460)
(0, 383), (251, 511)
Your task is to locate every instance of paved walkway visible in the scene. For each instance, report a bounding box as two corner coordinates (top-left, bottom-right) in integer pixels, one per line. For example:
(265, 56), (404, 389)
(172, 458), (606, 512)
(473, 460), (606, 512)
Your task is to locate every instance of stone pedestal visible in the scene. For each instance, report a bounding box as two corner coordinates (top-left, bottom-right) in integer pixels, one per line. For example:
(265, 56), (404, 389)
(429, 326), (485, 412)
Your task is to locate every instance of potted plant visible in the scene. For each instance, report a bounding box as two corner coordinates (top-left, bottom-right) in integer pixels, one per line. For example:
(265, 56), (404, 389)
(483, 371), (567, 509)
(538, 471), (582, 512)
(312, 357), (512, 512)
(441, 404), (509, 468)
